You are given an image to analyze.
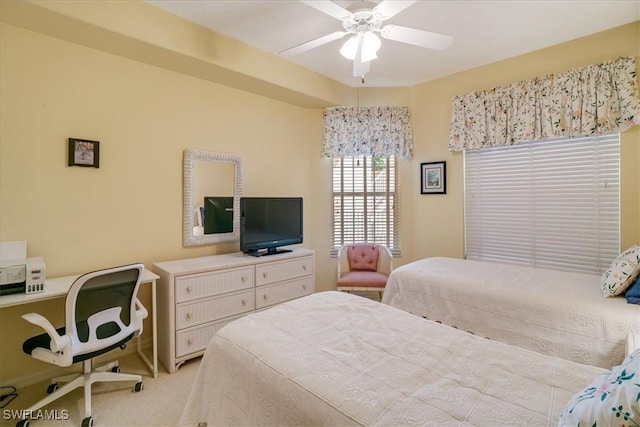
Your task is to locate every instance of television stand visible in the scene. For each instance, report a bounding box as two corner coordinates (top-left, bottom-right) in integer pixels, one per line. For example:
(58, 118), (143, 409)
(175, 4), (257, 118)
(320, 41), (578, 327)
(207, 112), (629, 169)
(248, 248), (293, 257)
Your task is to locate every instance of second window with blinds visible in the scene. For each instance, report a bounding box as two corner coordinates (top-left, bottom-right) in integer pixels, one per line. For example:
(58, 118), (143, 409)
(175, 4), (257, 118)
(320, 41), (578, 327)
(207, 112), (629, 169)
(464, 133), (620, 274)
(331, 156), (399, 256)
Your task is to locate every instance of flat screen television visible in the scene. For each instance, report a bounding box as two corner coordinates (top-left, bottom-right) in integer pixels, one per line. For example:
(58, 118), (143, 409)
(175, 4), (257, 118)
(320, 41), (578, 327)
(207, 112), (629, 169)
(203, 196), (234, 234)
(240, 197), (303, 257)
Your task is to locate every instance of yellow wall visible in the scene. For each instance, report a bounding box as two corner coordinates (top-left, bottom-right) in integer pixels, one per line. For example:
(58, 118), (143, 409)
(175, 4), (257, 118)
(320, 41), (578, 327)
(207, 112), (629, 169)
(403, 22), (640, 261)
(0, 22), (322, 385)
(0, 0), (638, 386)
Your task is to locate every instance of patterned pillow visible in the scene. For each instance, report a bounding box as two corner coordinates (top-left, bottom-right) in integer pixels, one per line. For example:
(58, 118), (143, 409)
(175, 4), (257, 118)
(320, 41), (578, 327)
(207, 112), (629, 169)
(558, 348), (640, 427)
(601, 245), (640, 297)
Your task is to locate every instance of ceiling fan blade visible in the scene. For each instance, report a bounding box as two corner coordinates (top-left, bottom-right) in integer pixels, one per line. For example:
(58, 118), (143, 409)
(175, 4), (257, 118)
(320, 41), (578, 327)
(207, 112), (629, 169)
(279, 31), (347, 57)
(381, 24), (453, 51)
(300, 0), (352, 21)
(373, 1), (417, 19)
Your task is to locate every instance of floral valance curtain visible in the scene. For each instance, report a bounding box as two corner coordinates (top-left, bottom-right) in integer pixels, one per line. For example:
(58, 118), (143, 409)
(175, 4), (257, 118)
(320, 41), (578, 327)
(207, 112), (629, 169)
(448, 56), (640, 152)
(322, 106), (414, 158)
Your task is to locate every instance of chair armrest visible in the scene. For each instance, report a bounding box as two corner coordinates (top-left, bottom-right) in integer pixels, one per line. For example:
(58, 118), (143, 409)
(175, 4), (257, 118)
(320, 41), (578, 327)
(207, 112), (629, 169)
(135, 298), (148, 320)
(132, 299), (148, 337)
(21, 312), (70, 352)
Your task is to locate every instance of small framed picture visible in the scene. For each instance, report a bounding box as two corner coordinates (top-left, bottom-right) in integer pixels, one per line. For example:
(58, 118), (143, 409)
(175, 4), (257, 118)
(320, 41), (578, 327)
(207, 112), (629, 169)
(68, 138), (100, 168)
(420, 161), (446, 194)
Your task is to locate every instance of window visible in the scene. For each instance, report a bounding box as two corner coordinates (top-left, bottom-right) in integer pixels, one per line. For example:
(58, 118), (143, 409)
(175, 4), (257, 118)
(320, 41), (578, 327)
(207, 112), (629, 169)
(332, 156), (399, 255)
(464, 134), (620, 274)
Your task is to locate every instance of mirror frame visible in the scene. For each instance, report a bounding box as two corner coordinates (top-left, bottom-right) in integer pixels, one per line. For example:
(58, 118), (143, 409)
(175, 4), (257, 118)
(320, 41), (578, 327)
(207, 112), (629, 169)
(183, 149), (243, 247)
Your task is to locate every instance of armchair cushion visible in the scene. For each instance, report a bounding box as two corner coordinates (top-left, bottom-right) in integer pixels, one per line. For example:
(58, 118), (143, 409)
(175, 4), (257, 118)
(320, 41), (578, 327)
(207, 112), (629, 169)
(337, 271), (388, 289)
(347, 244), (380, 271)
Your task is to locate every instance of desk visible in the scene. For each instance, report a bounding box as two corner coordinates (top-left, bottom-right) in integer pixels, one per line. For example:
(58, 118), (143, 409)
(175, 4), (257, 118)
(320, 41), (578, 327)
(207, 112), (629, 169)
(0, 269), (159, 378)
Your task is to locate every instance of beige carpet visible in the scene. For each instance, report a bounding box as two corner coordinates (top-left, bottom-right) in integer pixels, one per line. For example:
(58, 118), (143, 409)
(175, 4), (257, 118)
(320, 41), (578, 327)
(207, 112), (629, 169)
(2, 354), (200, 427)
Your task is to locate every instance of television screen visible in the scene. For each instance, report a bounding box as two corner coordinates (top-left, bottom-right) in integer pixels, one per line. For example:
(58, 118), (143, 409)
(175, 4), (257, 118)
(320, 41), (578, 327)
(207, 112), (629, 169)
(240, 197), (303, 256)
(203, 196), (234, 234)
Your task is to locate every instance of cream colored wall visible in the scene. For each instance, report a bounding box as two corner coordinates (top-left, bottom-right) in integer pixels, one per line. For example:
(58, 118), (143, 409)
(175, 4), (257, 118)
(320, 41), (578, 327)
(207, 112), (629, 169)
(0, 23), (322, 385)
(1, 7), (638, 387)
(403, 22), (640, 263)
(315, 23), (640, 284)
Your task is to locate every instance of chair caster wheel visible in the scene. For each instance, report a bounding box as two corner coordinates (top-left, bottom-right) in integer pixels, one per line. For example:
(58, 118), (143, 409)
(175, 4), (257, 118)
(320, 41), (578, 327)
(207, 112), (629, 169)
(16, 419), (29, 427)
(133, 381), (143, 392)
(81, 416), (94, 427)
(111, 365), (120, 373)
(46, 383), (59, 394)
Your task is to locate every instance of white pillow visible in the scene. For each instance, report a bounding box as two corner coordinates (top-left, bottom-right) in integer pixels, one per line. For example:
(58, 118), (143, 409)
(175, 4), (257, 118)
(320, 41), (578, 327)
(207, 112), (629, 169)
(601, 245), (640, 297)
(558, 348), (640, 427)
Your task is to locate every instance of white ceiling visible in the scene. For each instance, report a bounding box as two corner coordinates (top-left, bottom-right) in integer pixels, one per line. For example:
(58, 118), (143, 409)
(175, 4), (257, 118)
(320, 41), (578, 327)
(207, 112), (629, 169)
(146, 0), (640, 87)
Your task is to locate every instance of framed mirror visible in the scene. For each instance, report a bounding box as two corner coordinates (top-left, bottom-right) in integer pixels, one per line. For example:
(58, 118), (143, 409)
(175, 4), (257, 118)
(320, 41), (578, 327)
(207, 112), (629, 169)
(183, 149), (243, 246)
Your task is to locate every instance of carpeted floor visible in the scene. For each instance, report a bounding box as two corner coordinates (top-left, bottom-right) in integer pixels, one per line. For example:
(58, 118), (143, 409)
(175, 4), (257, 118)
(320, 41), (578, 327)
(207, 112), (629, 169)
(2, 354), (200, 427)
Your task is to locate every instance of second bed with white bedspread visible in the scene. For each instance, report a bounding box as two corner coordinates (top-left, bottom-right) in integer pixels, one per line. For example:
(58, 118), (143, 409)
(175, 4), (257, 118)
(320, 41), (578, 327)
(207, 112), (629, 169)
(382, 257), (640, 368)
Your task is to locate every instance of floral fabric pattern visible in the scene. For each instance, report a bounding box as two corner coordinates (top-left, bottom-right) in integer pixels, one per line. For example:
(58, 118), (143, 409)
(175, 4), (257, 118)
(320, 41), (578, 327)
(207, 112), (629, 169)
(449, 56), (640, 151)
(322, 106), (413, 158)
(601, 245), (640, 297)
(559, 348), (640, 427)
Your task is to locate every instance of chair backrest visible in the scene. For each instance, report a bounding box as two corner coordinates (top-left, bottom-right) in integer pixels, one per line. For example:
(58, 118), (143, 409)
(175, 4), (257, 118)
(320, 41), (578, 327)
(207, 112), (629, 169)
(338, 243), (393, 277)
(66, 263), (144, 357)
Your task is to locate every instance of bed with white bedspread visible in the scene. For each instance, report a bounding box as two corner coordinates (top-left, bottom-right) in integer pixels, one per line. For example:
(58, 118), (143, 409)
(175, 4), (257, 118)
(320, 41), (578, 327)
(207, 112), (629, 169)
(179, 291), (610, 427)
(381, 257), (640, 369)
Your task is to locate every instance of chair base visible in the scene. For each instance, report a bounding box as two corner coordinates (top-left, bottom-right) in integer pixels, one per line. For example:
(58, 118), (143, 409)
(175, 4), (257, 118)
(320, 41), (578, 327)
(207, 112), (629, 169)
(18, 359), (142, 426)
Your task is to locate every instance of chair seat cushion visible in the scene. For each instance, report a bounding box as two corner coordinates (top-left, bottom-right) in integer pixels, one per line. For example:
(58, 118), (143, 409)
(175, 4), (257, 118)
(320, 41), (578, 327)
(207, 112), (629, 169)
(23, 324), (134, 364)
(337, 271), (388, 289)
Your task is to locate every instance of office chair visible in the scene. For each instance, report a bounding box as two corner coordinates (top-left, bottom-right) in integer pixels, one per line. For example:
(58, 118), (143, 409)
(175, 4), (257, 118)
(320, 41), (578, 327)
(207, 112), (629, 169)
(336, 243), (393, 301)
(18, 263), (148, 427)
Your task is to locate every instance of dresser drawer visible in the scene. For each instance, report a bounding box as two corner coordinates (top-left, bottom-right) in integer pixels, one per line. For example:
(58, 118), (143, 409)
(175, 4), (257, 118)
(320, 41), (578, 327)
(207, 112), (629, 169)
(255, 256), (313, 286)
(256, 276), (314, 309)
(176, 314), (245, 358)
(176, 266), (254, 303)
(176, 289), (255, 330)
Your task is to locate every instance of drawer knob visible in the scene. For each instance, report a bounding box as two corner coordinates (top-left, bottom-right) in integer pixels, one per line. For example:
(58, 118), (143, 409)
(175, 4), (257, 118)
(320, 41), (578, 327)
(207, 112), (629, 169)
(263, 272), (267, 279)
(241, 276), (246, 283)
(186, 285), (192, 294)
(187, 338), (193, 346)
(263, 294), (268, 300)
(186, 312), (192, 319)
(302, 265), (307, 271)
(241, 299), (246, 306)
(303, 284), (307, 290)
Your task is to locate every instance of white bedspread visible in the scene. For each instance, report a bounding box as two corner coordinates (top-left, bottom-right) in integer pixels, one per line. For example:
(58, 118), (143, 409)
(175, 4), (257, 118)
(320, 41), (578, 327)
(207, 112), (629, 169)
(382, 257), (640, 369)
(179, 291), (605, 427)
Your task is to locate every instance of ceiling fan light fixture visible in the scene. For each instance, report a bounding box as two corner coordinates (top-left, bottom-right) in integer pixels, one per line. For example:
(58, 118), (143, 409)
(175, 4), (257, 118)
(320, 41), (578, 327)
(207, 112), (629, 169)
(340, 31), (381, 62)
(339, 35), (359, 60)
(361, 31), (381, 62)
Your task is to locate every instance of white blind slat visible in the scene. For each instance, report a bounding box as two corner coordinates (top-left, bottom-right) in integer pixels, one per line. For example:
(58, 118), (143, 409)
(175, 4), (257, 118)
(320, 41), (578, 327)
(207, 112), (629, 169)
(464, 134), (620, 274)
(332, 156), (399, 255)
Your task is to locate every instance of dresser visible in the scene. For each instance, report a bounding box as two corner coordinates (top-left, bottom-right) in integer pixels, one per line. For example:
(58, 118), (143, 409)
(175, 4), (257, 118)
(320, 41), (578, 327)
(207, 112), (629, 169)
(153, 248), (314, 373)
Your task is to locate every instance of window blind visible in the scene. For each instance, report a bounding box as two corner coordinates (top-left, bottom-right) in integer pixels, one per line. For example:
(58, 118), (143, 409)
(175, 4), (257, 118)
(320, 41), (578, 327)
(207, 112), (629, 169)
(332, 156), (400, 256)
(464, 134), (619, 274)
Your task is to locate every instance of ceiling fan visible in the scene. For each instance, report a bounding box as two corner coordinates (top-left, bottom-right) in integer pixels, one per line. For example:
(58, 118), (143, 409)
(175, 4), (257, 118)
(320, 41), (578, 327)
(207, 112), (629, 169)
(279, 1), (453, 79)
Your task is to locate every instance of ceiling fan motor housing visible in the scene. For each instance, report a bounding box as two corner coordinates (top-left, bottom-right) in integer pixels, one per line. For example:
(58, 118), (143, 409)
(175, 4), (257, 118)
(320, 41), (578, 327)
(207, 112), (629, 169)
(342, 2), (383, 34)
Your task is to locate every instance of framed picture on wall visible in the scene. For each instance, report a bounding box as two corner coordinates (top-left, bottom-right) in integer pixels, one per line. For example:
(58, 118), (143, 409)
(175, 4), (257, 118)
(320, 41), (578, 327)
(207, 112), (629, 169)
(68, 138), (100, 168)
(420, 161), (446, 194)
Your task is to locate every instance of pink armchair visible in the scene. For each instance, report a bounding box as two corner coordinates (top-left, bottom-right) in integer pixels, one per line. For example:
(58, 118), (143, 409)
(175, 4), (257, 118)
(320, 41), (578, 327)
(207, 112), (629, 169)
(336, 243), (393, 300)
